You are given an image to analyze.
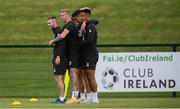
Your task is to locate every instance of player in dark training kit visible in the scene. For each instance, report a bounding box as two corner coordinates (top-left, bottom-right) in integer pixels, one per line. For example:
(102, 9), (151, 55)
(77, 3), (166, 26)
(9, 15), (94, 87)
(71, 9), (99, 103)
(47, 16), (66, 104)
(49, 9), (80, 104)
(79, 7), (99, 103)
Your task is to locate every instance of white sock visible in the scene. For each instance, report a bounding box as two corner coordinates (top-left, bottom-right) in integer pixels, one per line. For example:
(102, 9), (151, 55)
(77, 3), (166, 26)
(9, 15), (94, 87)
(86, 92), (91, 100)
(59, 97), (65, 101)
(72, 90), (79, 98)
(92, 92), (98, 100)
(80, 93), (86, 99)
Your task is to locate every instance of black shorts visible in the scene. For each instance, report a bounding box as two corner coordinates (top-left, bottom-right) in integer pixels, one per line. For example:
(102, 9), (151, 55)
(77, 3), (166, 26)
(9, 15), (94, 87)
(81, 56), (98, 70)
(66, 53), (80, 69)
(52, 56), (66, 75)
(66, 46), (80, 69)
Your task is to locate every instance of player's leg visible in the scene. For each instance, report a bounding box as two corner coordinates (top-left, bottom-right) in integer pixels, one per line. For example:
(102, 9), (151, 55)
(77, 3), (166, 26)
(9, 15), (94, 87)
(69, 67), (79, 98)
(51, 56), (66, 104)
(66, 55), (79, 104)
(83, 57), (99, 103)
(85, 69), (98, 103)
(83, 71), (92, 101)
(77, 68), (85, 96)
(78, 71), (92, 103)
(86, 70), (97, 92)
(77, 68), (87, 103)
(54, 75), (65, 100)
(65, 68), (79, 104)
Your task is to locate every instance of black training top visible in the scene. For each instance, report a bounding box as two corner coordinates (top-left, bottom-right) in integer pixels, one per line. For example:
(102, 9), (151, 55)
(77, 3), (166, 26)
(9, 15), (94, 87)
(81, 23), (98, 56)
(77, 19), (99, 46)
(83, 23), (98, 46)
(52, 26), (66, 56)
(62, 21), (79, 54)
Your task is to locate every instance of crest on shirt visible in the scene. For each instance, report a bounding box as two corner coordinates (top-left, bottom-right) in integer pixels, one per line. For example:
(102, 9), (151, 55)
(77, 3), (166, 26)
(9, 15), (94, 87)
(53, 68), (56, 73)
(86, 62), (90, 67)
(69, 61), (72, 66)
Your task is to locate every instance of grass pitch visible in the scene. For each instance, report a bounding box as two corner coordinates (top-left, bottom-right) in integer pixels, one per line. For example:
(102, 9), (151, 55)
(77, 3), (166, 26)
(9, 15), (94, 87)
(0, 0), (180, 44)
(0, 98), (180, 108)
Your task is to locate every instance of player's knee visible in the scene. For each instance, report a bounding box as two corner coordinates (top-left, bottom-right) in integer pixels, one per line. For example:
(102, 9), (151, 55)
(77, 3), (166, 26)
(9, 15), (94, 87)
(70, 75), (76, 82)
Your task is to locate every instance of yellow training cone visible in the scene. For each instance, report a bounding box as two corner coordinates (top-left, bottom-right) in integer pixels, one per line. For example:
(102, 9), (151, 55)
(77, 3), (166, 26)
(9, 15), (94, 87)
(12, 101), (21, 105)
(29, 98), (38, 102)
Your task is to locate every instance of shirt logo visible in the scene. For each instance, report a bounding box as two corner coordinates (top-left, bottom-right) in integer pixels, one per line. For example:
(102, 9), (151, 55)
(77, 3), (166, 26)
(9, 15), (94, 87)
(89, 29), (92, 33)
(86, 62), (90, 67)
(53, 68), (56, 73)
(69, 61), (72, 66)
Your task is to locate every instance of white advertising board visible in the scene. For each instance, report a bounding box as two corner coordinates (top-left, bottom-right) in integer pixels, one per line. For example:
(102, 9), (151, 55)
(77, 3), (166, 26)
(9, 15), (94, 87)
(96, 52), (180, 92)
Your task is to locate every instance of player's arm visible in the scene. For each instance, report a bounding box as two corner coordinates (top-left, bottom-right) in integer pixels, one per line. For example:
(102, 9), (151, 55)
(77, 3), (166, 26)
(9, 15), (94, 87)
(83, 24), (97, 45)
(49, 29), (69, 46)
(57, 29), (69, 40)
(80, 19), (99, 33)
(86, 19), (99, 25)
(54, 29), (69, 41)
(79, 21), (86, 33)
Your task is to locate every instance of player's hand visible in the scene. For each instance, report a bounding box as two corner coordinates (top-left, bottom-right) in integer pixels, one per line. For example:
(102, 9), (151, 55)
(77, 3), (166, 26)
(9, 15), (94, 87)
(49, 39), (55, 47)
(80, 21), (86, 32)
(55, 56), (60, 65)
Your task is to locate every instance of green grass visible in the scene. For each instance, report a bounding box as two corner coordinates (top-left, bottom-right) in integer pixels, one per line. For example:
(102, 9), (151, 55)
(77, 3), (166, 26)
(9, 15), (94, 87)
(0, 0), (180, 44)
(0, 98), (180, 108)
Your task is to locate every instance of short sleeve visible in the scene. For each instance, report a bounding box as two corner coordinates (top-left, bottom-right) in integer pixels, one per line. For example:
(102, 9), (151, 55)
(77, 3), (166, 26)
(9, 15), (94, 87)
(65, 22), (76, 32)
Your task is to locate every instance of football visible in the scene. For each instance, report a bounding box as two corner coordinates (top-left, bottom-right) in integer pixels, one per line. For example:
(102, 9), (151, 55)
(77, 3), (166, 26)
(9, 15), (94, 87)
(101, 67), (119, 90)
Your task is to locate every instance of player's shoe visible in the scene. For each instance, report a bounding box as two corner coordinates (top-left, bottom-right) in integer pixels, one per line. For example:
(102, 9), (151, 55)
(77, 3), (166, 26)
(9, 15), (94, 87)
(65, 98), (79, 104)
(79, 98), (92, 104)
(51, 98), (66, 104)
(90, 98), (99, 104)
(79, 98), (86, 103)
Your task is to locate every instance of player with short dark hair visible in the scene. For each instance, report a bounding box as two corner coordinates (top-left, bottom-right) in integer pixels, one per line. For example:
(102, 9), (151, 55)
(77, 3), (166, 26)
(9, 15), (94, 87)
(80, 7), (91, 15)
(71, 9), (90, 103)
(47, 16), (66, 104)
(79, 7), (99, 103)
(72, 9), (99, 103)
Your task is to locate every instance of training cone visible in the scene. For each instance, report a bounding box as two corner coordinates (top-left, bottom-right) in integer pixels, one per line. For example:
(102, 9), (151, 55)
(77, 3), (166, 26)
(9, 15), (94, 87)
(29, 98), (38, 102)
(12, 101), (21, 105)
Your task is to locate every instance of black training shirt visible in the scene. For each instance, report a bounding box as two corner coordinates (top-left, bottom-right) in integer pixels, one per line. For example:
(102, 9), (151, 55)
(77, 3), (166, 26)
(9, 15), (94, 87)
(52, 26), (66, 56)
(83, 23), (98, 46)
(62, 21), (79, 54)
(81, 23), (98, 56)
